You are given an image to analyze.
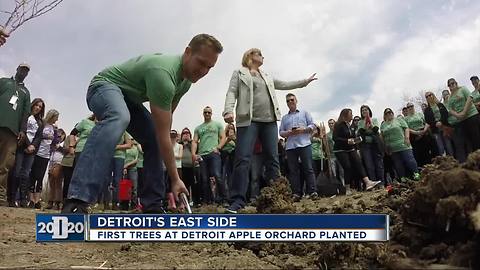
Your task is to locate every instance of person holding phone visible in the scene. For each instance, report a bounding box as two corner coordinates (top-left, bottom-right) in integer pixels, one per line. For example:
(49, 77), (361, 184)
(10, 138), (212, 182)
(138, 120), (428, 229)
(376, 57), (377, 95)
(279, 93), (318, 201)
(333, 108), (381, 192)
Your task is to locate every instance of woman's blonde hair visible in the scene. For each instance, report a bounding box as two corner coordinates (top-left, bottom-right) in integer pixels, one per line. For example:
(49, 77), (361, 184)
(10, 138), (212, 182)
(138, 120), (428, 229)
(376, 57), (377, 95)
(241, 48), (262, 68)
(44, 109), (59, 124)
(425, 91), (440, 106)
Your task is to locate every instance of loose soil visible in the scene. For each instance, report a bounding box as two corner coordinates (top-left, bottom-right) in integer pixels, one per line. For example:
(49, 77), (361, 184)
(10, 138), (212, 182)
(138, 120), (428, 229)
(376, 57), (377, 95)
(1, 152), (480, 269)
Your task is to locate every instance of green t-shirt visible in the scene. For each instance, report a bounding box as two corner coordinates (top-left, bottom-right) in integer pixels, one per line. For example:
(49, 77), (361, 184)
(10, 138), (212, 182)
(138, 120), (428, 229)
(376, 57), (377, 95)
(113, 132), (130, 159)
(60, 135), (75, 167)
(431, 104), (441, 122)
(91, 54), (192, 111)
(222, 140), (236, 153)
(446, 86), (478, 125)
(74, 118), (95, 153)
(471, 89), (480, 104)
(125, 144), (139, 170)
(194, 121), (224, 156)
(311, 137), (325, 160)
(404, 112), (425, 131)
(380, 118), (411, 153)
(358, 118), (380, 143)
(326, 131), (334, 155)
(137, 148), (144, 169)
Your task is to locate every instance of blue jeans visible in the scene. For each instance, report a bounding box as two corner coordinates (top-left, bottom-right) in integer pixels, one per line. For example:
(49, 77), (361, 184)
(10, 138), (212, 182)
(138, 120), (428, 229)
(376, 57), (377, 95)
(229, 121), (280, 208)
(432, 131), (453, 157)
(391, 149), (418, 179)
(68, 81), (166, 210)
(200, 152), (223, 203)
(249, 153), (264, 200)
(12, 149), (35, 202)
(286, 145), (316, 196)
(359, 143), (384, 183)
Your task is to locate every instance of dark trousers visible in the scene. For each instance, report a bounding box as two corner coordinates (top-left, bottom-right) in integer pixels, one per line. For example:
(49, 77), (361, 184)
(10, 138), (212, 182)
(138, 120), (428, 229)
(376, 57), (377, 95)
(30, 155), (49, 193)
(62, 165), (74, 201)
(9, 149), (34, 203)
(199, 152), (224, 203)
(360, 143), (384, 183)
(335, 150), (367, 188)
(460, 114), (480, 152)
(182, 166), (200, 204)
(286, 145), (316, 196)
(410, 133), (433, 167)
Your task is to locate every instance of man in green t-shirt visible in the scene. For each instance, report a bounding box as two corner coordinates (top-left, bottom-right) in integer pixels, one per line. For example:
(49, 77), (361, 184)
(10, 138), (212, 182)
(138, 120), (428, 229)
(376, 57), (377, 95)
(63, 34), (223, 214)
(192, 106), (226, 204)
(0, 63), (31, 190)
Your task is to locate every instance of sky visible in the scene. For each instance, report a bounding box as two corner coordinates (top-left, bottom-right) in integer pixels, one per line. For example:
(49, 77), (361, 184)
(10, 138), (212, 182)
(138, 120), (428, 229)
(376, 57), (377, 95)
(1, 0), (479, 133)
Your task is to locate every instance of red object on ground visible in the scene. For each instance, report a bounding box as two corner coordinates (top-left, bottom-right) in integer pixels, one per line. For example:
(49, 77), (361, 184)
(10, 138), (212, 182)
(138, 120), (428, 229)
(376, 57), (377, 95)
(119, 178), (133, 201)
(386, 184), (393, 194)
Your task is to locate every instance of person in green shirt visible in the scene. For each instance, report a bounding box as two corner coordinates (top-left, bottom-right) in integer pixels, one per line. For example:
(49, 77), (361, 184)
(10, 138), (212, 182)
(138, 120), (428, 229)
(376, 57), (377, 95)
(0, 63), (31, 190)
(221, 124), (236, 195)
(192, 106), (226, 204)
(380, 108), (418, 179)
(423, 91), (454, 157)
(404, 102), (433, 167)
(358, 105), (384, 185)
(63, 34), (223, 214)
(325, 119), (344, 185)
(470, 75), (480, 111)
(445, 78), (480, 162)
(311, 124), (327, 179)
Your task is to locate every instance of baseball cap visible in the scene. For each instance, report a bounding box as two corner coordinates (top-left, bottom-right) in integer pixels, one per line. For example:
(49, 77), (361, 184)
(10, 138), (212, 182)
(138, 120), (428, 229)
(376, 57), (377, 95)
(18, 62), (30, 70)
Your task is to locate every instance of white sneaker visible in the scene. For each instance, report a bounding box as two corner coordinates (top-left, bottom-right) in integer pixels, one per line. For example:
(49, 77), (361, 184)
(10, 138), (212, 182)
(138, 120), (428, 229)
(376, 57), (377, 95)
(366, 180), (381, 191)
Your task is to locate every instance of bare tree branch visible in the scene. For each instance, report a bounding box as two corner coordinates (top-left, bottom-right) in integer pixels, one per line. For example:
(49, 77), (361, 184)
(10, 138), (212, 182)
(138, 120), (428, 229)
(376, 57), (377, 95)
(1, 0), (63, 34)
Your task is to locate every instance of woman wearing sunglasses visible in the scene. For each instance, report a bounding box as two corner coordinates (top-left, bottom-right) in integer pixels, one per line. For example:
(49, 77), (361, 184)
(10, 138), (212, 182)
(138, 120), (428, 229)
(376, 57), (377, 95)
(380, 108), (418, 180)
(445, 78), (480, 162)
(222, 48), (317, 213)
(423, 91), (453, 157)
(404, 102), (433, 167)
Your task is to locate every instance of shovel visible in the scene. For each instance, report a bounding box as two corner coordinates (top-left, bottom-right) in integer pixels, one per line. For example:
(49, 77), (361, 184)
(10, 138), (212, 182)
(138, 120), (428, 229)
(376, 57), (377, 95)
(180, 193), (192, 214)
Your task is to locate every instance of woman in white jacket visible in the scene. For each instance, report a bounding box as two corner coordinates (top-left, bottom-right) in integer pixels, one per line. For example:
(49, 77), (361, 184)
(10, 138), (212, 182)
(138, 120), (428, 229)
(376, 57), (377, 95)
(223, 48), (316, 213)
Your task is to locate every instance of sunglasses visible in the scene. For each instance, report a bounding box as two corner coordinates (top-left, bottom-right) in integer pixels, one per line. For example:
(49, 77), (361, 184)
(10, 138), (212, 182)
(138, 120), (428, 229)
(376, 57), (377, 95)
(407, 105), (414, 108)
(425, 93), (433, 98)
(203, 111), (212, 114)
(286, 99), (295, 102)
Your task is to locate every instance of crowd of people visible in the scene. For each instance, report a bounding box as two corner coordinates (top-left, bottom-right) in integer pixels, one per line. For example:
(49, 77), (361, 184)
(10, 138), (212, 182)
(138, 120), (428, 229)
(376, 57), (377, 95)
(1, 33), (479, 215)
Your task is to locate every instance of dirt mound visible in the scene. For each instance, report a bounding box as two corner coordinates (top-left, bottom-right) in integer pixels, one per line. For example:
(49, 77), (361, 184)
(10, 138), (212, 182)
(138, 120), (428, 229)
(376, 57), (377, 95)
(256, 177), (296, 214)
(395, 151), (480, 268)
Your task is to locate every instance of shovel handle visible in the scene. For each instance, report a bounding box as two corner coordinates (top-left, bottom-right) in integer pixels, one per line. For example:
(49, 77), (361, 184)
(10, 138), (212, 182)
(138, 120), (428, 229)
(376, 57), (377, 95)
(180, 193), (192, 214)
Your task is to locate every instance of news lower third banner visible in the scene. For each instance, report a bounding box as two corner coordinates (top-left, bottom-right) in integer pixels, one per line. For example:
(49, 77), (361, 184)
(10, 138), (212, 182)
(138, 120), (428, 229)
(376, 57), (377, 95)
(36, 214), (389, 242)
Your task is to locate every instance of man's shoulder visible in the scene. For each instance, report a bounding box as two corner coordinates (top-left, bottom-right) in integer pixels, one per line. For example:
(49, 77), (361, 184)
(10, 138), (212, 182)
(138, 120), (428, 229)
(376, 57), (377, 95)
(0, 77), (13, 85)
(141, 54), (182, 71)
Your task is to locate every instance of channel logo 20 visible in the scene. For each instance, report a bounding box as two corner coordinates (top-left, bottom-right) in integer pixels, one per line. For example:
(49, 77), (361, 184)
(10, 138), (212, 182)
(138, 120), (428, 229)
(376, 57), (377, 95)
(36, 214), (86, 242)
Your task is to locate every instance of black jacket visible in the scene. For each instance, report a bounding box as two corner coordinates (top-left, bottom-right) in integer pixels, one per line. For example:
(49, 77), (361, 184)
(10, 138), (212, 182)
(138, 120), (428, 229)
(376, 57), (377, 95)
(333, 122), (355, 151)
(423, 103), (449, 133)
